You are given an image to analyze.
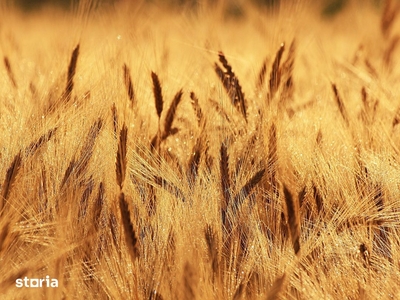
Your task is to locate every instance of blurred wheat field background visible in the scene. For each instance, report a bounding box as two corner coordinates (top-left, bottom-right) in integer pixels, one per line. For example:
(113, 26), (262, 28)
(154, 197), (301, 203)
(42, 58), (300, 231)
(1, 0), (400, 299)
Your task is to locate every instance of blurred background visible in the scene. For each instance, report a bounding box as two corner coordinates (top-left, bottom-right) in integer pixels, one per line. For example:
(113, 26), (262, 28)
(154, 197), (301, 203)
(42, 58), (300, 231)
(12, 0), (385, 14)
(12, 0), (383, 14)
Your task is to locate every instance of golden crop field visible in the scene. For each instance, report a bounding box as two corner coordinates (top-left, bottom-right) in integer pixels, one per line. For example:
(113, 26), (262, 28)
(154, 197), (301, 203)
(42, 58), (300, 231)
(1, 0), (400, 299)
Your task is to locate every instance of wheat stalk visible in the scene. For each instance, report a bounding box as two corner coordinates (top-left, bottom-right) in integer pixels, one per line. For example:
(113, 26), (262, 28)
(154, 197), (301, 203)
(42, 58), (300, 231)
(190, 91), (203, 126)
(3, 56), (17, 89)
(116, 124), (128, 190)
(123, 63), (135, 106)
(332, 83), (349, 126)
(0, 222), (11, 255)
(220, 141), (231, 226)
(215, 52), (247, 121)
(111, 103), (119, 137)
(152, 71), (163, 118)
(60, 118), (103, 189)
(0, 151), (22, 213)
(232, 168), (265, 215)
(78, 176), (94, 221)
(119, 192), (139, 262)
(283, 185), (300, 255)
(25, 128), (57, 157)
(187, 137), (202, 187)
(93, 182), (105, 232)
(268, 43), (285, 100)
(62, 44), (80, 102)
(162, 89), (183, 141)
(257, 57), (268, 90)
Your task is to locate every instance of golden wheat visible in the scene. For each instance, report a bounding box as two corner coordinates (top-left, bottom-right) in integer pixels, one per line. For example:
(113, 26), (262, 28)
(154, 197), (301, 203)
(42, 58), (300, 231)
(1, 0), (400, 299)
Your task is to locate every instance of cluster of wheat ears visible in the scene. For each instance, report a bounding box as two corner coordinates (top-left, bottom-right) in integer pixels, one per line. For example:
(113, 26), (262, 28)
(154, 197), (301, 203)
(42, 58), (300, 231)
(1, 0), (400, 299)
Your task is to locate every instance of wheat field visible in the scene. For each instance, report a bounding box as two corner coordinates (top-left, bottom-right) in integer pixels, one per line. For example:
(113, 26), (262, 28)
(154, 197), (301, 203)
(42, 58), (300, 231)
(1, 0), (400, 299)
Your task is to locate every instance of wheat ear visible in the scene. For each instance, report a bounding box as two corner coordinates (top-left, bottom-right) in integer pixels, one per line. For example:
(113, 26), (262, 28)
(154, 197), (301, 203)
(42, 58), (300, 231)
(3, 56), (17, 88)
(269, 43), (285, 100)
(283, 185), (301, 255)
(62, 44), (80, 102)
(0, 151), (22, 213)
(123, 63), (135, 106)
(116, 124), (128, 190)
(119, 192), (139, 261)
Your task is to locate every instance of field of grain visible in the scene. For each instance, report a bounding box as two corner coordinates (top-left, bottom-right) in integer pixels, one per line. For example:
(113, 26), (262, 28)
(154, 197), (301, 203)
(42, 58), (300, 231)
(1, 0), (400, 299)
